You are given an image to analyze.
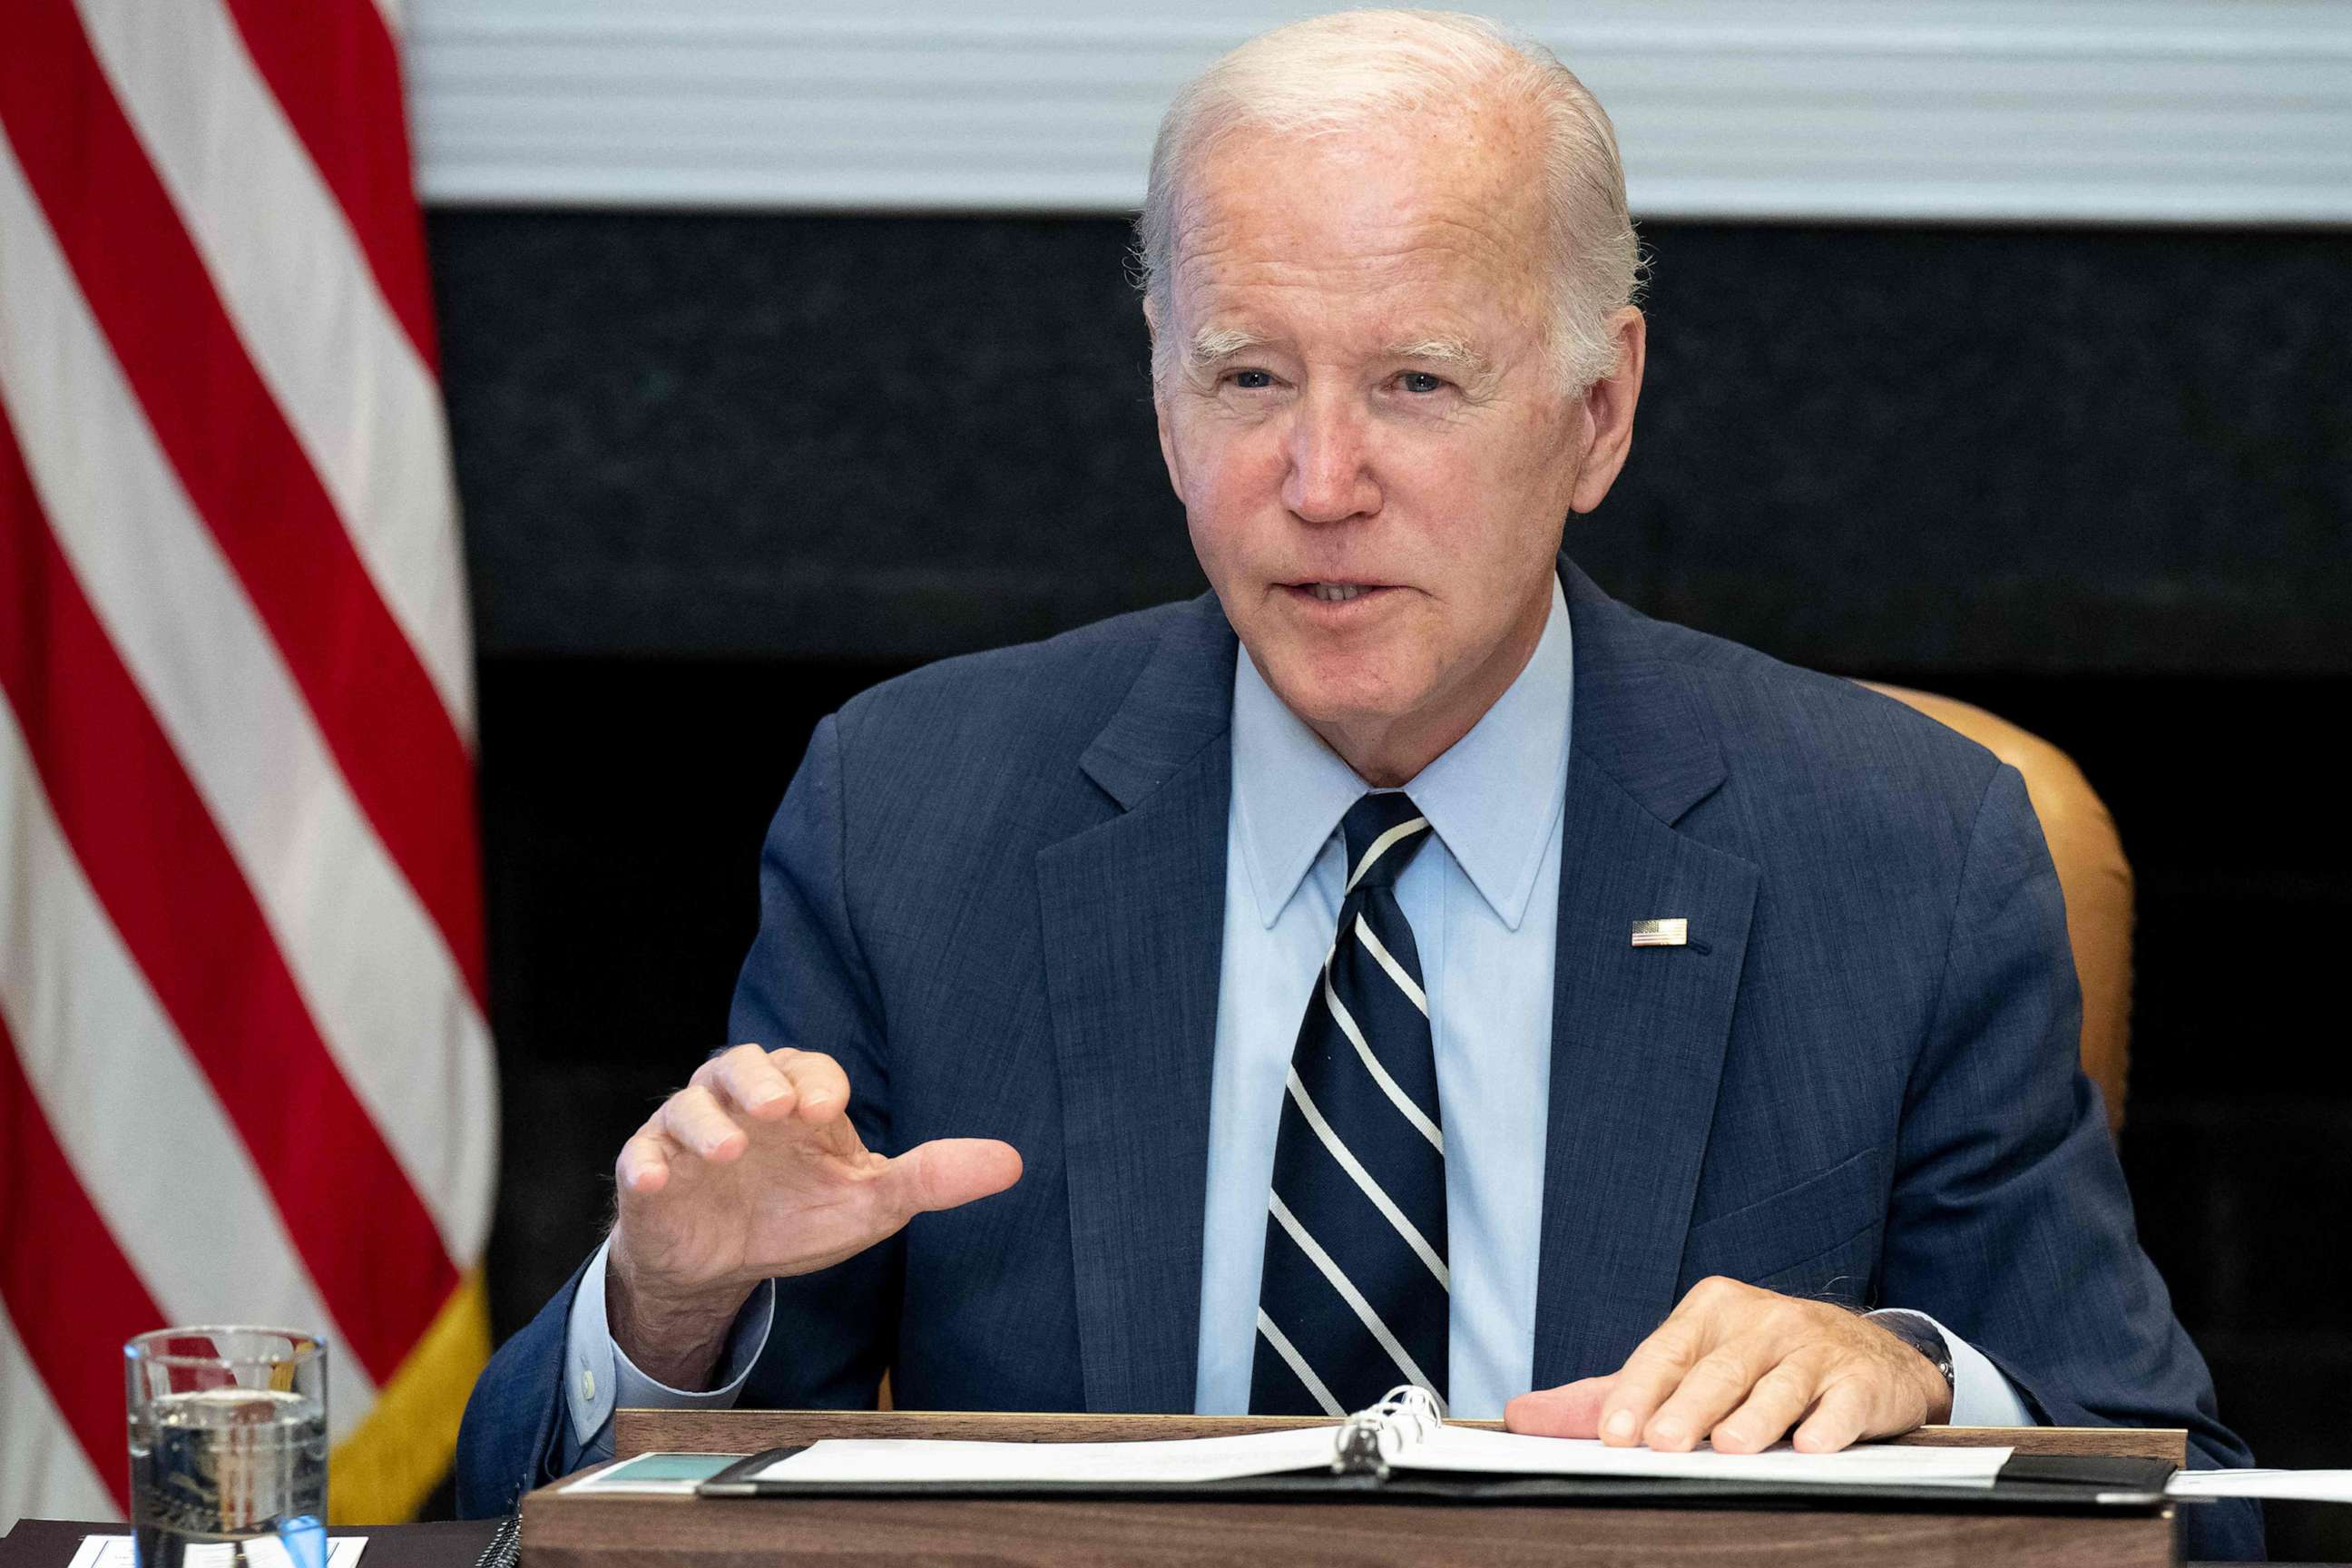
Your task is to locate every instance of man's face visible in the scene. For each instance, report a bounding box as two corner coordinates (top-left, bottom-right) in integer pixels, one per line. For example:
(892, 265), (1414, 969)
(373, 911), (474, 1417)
(1152, 106), (1638, 780)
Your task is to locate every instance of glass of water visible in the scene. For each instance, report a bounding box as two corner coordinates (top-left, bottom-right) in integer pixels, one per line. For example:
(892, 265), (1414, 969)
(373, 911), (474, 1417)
(124, 1328), (328, 1568)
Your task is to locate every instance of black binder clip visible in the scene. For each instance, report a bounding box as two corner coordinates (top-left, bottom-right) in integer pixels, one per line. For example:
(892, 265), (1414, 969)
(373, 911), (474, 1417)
(1332, 1417), (1392, 1479)
(1330, 1385), (1444, 1477)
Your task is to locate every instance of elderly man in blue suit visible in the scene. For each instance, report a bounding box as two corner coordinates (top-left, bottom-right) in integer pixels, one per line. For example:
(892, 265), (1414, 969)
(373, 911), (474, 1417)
(458, 11), (2259, 1555)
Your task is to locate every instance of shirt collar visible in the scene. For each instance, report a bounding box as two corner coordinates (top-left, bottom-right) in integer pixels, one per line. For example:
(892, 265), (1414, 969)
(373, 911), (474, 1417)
(1231, 574), (1573, 930)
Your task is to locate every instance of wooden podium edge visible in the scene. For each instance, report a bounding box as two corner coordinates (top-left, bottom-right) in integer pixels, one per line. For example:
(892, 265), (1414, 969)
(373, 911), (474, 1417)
(613, 1406), (2188, 1465)
(532, 1441), (2177, 1568)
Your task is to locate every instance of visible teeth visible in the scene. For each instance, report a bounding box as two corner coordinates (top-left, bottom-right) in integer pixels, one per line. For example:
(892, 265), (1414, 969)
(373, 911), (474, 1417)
(1310, 583), (1367, 603)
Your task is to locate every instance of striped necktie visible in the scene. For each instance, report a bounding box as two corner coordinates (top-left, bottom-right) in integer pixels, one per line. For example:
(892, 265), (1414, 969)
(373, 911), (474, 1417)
(1251, 791), (1447, 1415)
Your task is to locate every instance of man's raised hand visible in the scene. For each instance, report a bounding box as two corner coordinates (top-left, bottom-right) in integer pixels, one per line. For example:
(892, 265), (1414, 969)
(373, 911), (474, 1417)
(606, 1044), (1022, 1388)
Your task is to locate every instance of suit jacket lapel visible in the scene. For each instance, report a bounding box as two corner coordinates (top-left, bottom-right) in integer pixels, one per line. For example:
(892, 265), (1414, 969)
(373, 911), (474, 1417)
(1037, 597), (1238, 1413)
(1532, 563), (1762, 1387)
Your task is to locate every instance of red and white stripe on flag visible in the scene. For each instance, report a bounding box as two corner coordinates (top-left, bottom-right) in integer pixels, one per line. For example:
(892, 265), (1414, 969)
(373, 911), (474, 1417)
(0, 0), (496, 1528)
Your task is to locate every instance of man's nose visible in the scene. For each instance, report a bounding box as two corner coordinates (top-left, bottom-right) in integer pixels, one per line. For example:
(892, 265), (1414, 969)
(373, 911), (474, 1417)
(1280, 393), (1381, 524)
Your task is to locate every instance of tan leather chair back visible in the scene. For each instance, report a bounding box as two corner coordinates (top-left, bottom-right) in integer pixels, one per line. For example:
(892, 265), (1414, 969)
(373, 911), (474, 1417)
(1861, 684), (2132, 1136)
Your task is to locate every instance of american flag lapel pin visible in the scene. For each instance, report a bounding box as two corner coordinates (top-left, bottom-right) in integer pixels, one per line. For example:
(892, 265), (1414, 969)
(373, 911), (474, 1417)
(1631, 917), (1688, 947)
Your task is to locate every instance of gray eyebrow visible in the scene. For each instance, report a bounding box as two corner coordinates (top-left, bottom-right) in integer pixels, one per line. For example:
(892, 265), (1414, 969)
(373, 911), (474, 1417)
(1383, 337), (1493, 376)
(1179, 328), (1496, 383)
(1186, 325), (1272, 366)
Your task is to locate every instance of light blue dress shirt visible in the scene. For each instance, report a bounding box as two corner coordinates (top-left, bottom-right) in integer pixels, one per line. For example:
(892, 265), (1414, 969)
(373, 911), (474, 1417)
(1192, 579), (1576, 1417)
(561, 578), (2029, 1459)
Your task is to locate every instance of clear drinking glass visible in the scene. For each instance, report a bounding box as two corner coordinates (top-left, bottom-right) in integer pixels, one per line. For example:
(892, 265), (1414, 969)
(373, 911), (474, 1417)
(124, 1328), (328, 1568)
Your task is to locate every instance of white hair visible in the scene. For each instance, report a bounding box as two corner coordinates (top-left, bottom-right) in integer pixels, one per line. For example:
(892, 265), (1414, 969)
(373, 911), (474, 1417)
(1134, 9), (1642, 392)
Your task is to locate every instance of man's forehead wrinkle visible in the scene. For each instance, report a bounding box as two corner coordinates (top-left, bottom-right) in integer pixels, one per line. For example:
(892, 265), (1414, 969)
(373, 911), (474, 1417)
(1181, 214), (1528, 294)
(1178, 176), (1543, 291)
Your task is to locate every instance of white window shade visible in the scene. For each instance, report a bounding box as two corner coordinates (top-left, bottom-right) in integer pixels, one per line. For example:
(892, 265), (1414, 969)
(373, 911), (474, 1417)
(405, 1), (2352, 225)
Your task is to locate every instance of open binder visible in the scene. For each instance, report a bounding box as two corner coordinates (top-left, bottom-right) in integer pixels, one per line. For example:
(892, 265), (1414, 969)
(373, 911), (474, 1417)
(692, 1387), (2174, 1518)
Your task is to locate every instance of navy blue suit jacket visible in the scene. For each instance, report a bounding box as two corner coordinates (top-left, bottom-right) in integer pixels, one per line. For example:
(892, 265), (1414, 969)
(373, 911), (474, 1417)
(459, 558), (2259, 1556)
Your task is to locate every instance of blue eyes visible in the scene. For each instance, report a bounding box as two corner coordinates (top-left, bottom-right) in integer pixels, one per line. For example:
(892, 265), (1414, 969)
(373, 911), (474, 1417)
(1220, 369), (1449, 395)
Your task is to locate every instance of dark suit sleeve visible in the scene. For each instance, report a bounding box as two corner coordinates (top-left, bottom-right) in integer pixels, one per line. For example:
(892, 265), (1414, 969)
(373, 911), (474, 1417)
(454, 715), (898, 1515)
(1880, 764), (2261, 1560)
(454, 1259), (587, 1516)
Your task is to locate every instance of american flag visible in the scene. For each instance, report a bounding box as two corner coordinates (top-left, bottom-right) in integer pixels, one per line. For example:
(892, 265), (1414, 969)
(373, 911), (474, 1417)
(0, 0), (495, 1528)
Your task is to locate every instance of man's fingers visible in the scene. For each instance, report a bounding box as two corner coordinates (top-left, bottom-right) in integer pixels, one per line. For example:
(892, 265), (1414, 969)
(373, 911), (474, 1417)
(615, 1129), (674, 1194)
(660, 1048), (854, 1161)
(1504, 1376), (1615, 1438)
(877, 1138), (1024, 1220)
(1643, 1343), (1773, 1452)
(1792, 1377), (1874, 1453)
(705, 1044), (798, 1119)
(777, 1050), (853, 1123)
(1710, 1357), (1823, 1454)
(764, 1051), (864, 1161)
(657, 1083), (749, 1161)
(1595, 1318), (1705, 1446)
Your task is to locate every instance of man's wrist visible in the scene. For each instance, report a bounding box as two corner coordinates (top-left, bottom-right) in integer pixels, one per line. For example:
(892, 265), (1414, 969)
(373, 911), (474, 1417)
(605, 1245), (753, 1390)
(1869, 1309), (1956, 1423)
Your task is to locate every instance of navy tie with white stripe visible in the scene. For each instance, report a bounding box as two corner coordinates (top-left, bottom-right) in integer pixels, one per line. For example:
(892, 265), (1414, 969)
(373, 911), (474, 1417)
(1251, 791), (1448, 1416)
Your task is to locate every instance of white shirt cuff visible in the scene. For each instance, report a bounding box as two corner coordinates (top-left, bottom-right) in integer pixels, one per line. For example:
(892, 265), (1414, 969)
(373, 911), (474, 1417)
(1870, 1308), (2036, 1427)
(561, 1235), (778, 1460)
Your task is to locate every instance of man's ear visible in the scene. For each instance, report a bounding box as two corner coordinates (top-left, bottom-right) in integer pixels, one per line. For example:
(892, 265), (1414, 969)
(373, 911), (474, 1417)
(1142, 295), (1184, 505)
(1568, 306), (1648, 514)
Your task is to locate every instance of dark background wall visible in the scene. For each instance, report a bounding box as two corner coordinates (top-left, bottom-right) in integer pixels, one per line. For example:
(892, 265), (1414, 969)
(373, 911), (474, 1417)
(432, 210), (2349, 1554)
